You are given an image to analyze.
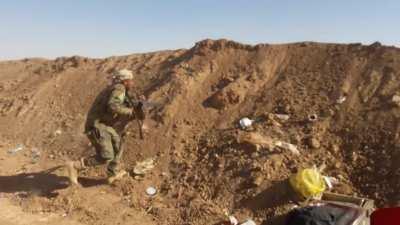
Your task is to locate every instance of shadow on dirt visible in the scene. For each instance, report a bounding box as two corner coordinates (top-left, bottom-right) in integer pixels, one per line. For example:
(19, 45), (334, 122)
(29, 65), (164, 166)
(242, 179), (293, 210)
(78, 177), (108, 187)
(0, 171), (69, 197)
(0, 167), (108, 197)
(240, 179), (295, 225)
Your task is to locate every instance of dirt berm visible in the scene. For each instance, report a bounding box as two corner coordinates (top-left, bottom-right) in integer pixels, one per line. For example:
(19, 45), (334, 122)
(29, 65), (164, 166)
(0, 39), (400, 225)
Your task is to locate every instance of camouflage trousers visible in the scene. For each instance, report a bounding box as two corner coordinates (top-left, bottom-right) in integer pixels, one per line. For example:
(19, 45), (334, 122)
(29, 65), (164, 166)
(84, 121), (124, 176)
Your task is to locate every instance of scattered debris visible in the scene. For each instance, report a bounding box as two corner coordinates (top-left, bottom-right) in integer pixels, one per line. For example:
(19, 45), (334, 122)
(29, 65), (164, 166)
(7, 144), (24, 154)
(307, 114), (318, 122)
(239, 117), (255, 130)
(145, 186), (157, 196)
(274, 141), (300, 155)
(133, 158), (155, 175)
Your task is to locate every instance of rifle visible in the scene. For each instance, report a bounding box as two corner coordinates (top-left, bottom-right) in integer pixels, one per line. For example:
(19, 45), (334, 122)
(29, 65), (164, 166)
(125, 93), (144, 139)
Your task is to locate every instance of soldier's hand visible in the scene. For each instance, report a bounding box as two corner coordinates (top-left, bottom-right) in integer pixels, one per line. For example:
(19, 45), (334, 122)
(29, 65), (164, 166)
(129, 108), (135, 117)
(134, 104), (145, 120)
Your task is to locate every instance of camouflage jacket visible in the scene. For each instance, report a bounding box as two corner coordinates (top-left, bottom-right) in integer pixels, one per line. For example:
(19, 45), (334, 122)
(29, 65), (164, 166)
(85, 83), (137, 134)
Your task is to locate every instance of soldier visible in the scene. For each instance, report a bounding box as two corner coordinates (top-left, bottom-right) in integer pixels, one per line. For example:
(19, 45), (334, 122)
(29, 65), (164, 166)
(66, 69), (145, 185)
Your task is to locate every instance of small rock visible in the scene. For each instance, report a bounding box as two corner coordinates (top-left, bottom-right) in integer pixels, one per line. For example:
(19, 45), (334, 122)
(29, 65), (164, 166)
(274, 114), (290, 121)
(328, 109), (335, 116)
(54, 129), (62, 136)
(308, 137), (321, 149)
(392, 95), (400, 107)
(351, 152), (358, 161)
(337, 174), (346, 181)
(252, 175), (264, 186)
(331, 144), (340, 153)
(271, 120), (282, 127)
(251, 162), (261, 171)
(269, 154), (284, 169)
(274, 141), (300, 155)
(336, 95), (347, 104)
(336, 182), (353, 195)
(251, 152), (259, 158)
(237, 132), (274, 149)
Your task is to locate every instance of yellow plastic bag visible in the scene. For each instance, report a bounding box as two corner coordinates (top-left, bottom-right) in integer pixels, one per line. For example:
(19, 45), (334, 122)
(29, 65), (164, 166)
(289, 168), (326, 199)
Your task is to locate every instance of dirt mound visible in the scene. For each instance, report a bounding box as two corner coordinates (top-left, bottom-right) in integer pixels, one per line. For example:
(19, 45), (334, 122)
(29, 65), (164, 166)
(1, 39), (400, 225)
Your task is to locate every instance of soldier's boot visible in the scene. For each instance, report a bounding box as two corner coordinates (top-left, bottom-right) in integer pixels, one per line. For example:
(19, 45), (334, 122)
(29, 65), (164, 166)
(65, 159), (85, 186)
(107, 170), (127, 184)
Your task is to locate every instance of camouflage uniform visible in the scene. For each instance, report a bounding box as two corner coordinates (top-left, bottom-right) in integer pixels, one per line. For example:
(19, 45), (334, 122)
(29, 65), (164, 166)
(83, 83), (141, 176)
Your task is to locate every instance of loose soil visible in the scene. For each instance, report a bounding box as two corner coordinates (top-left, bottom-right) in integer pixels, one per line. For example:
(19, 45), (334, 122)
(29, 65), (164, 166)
(1, 39), (400, 225)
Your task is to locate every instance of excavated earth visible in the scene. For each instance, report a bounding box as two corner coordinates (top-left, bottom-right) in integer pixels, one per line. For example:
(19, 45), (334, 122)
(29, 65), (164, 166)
(1, 39), (400, 225)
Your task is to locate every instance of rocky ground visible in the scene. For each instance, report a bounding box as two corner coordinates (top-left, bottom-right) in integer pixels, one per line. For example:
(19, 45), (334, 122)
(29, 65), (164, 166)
(0, 39), (400, 225)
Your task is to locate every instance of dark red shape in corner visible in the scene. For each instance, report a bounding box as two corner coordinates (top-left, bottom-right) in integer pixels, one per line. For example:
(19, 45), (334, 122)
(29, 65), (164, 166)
(371, 207), (400, 225)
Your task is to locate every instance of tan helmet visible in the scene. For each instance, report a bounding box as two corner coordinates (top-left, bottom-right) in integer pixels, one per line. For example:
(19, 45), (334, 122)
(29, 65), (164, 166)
(114, 69), (133, 80)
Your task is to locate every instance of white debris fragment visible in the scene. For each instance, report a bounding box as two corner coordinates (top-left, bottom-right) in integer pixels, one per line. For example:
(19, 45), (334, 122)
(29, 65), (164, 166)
(240, 219), (256, 225)
(323, 176), (339, 190)
(274, 114), (290, 121)
(336, 95), (347, 104)
(8, 144), (24, 154)
(229, 216), (239, 225)
(274, 141), (300, 155)
(239, 117), (254, 129)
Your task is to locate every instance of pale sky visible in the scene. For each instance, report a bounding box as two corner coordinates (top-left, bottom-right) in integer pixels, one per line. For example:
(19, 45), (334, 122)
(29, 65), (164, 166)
(0, 0), (399, 60)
